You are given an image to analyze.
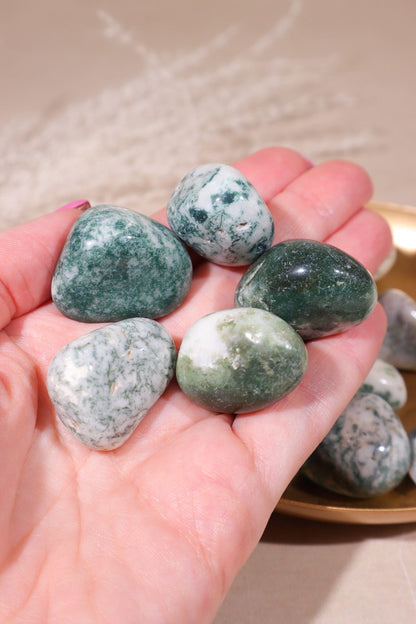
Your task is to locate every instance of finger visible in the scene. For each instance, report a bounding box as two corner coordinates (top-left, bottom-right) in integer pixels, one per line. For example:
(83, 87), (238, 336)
(231, 304), (387, 507)
(325, 207), (394, 274)
(0, 208), (84, 327)
(233, 146), (314, 202)
(269, 159), (374, 242)
(7, 302), (105, 376)
(152, 146), (313, 227)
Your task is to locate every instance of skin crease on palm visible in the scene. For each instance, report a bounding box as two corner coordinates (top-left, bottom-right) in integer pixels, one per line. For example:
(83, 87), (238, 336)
(0, 147), (392, 623)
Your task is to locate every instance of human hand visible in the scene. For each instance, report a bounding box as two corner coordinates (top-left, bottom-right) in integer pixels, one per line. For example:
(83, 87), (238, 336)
(0, 148), (391, 623)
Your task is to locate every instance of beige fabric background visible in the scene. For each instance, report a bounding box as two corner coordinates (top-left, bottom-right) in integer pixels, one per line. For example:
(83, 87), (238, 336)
(2, 1), (416, 622)
(2, 0), (416, 227)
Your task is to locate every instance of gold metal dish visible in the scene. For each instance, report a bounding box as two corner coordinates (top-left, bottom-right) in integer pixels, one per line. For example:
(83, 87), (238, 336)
(277, 201), (416, 524)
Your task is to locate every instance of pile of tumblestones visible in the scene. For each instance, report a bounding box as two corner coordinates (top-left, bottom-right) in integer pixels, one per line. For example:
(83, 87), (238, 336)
(47, 163), (416, 499)
(300, 283), (416, 498)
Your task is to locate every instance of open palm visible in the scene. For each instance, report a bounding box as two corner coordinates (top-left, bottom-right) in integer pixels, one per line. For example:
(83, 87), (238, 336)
(0, 148), (391, 623)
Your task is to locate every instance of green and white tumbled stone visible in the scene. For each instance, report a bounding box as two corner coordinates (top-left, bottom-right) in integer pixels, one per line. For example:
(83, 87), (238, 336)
(235, 239), (377, 340)
(167, 163), (274, 266)
(46, 318), (176, 450)
(379, 288), (416, 371)
(52, 205), (192, 322)
(301, 393), (412, 498)
(176, 307), (307, 414)
(357, 358), (407, 410)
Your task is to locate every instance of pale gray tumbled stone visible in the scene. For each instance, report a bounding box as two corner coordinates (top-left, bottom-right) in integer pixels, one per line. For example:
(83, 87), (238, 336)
(408, 429), (416, 485)
(302, 393), (411, 498)
(47, 318), (176, 450)
(379, 288), (416, 371)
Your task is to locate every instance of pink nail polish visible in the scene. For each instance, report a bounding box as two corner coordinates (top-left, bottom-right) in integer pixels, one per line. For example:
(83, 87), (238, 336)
(56, 200), (91, 211)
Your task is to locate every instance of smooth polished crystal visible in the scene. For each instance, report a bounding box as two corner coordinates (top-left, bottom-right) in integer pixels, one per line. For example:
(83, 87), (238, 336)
(235, 239), (377, 339)
(358, 358), (407, 410)
(47, 318), (176, 450)
(167, 163), (274, 266)
(301, 393), (411, 498)
(52, 205), (192, 322)
(379, 288), (416, 371)
(176, 307), (307, 413)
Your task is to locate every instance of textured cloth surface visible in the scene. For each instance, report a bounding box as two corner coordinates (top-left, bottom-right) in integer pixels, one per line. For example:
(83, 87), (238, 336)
(2, 0), (415, 229)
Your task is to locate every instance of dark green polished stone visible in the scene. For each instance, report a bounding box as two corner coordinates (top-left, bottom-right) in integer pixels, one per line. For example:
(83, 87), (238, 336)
(52, 205), (192, 322)
(235, 239), (377, 339)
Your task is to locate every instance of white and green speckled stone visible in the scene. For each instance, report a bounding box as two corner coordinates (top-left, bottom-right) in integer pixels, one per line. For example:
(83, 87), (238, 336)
(167, 163), (274, 266)
(357, 358), (407, 410)
(46, 318), (176, 450)
(52, 205), (192, 322)
(176, 307), (307, 414)
(301, 393), (412, 498)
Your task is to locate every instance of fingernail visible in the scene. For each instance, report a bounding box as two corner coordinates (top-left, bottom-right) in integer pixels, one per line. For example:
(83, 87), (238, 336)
(56, 200), (91, 211)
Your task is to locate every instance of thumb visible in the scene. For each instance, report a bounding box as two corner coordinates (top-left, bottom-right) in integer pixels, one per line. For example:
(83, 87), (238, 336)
(0, 202), (88, 552)
(0, 202), (88, 327)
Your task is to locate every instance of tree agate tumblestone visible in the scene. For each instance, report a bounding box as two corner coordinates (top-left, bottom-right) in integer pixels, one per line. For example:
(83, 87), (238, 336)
(176, 307), (307, 414)
(379, 288), (416, 371)
(47, 318), (176, 450)
(167, 163), (274, 266)
(52, 205), (192, 322)
(235, 239), (377, 339)
(357, 358), (407, 410)
(408, 428), (416, 485)
(301, 393), (411, 498)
